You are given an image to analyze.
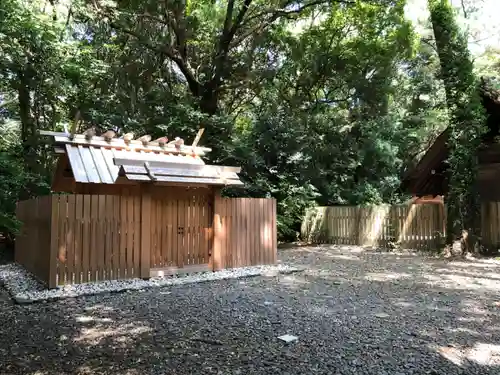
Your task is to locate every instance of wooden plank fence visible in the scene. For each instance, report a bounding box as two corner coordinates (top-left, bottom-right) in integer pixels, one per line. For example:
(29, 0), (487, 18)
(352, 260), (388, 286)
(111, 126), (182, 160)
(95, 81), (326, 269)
(302, 202), (500, 251)
(15, 196), (53, 284)
(301, 204), (446, 250)
(213, 197), (277, 270)
(481, 202), (500, 248)
(15, 194), (277, 287)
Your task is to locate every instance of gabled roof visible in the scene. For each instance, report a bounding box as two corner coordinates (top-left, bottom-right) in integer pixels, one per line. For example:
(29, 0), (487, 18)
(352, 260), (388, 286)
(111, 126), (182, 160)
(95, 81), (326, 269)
(401, 78), (500, 197)
(41, 131), (243, 188)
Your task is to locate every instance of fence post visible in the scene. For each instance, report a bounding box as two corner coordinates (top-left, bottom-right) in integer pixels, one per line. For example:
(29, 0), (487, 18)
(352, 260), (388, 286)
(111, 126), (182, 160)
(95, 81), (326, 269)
(140, 185), (151, 279)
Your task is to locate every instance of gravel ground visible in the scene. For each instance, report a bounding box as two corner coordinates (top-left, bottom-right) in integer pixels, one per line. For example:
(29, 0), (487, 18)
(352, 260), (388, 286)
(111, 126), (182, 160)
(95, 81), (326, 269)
(0, 263), (302, 304)
(1, 245), (499, 375)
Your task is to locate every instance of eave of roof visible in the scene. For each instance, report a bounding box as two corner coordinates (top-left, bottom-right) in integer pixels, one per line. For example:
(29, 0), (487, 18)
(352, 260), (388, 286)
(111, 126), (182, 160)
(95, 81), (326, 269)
(43, 131), (244, 187)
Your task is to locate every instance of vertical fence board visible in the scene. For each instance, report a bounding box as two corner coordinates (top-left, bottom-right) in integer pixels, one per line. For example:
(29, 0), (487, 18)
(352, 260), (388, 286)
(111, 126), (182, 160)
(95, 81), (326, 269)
(196, 194), (203, 265)
(257, 200), (263, 265)
(97, 195), (106, 280)
(247, 199), (254, 265)
(222, 198), (229, 268)
(74, 195), (83, 284)
(269, 199), (275, 264)
(89, 196), (98, 282)
(230, 198), (237, 267)
(254, 199), (260, 265)
(48, 196), (59, 288)
(112, 195), (120, 278)
(186, 195), (192, 266)
(133, 195), (141, 277)
(172, 198), (179, 268)
(140, 188), (151, 278)
(213, 193), (222, 271)
(124, 190), (133, 278)
(245, 199), (252, 266)
(118, 194), (127, 279)
(105, 195), (113, 280)
(82, 195), (91, 283)
(163, 198), (171, 268)
(191, 195), (196, 266)
(188, 195), (193, 266)
(160, 197), (166, 267)
(65, 195), (75, 284)
(152, 196), (158, 268)
(182, 196), (188, 266)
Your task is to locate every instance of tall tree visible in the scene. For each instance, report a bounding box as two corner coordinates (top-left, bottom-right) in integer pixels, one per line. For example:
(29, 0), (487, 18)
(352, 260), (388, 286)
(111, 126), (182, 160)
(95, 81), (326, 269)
(427, 0), (486, 253)
(86, 0), (397, 142)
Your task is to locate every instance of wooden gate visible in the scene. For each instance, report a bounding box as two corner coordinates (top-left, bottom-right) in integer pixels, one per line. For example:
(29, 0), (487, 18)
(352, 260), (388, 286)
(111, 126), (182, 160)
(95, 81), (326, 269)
(149, 187), (213, 276)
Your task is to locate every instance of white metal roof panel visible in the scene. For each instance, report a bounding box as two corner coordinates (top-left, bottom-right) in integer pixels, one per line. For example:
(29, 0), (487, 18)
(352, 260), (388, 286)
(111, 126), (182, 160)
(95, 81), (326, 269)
(65, 144), (207, 184)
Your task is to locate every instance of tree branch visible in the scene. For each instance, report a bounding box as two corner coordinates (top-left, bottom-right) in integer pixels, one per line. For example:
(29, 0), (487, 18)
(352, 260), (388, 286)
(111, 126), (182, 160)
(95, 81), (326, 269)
(212, 0), (253, 85)
(108, 21), (201, 97)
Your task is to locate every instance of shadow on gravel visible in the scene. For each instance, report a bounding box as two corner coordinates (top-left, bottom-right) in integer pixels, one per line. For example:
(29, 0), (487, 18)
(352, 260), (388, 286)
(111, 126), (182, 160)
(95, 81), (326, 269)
(0, 244), (499, 374)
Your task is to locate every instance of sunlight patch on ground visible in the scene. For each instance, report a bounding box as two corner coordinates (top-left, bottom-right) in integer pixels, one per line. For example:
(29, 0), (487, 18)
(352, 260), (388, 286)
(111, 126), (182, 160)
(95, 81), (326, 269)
(77, 366), (141, 375)
(450, 260), (500, 269)
(84, 305), (115, 312)
(278, 274), (310, 288)
(76, 315), (113, 324)
(434, 266), (500, 280)
(309, 305), (342, 317)
(364, 272), (413, 282)
(431, 344), (464, 366)
(74, 323), (152, 345)
(466, 343), (500, 366)
(431, 342), (500, 367)
(459, 299), (491, 317)
(421, 272), (500, 293)
(391, 300), (414, 309)
(328, 253), (362, 261)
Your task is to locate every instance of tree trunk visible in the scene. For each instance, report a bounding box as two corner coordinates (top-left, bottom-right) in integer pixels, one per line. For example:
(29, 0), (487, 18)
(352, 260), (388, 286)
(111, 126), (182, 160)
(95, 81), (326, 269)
(17, 70), (38, 199)
(428, 0), (486, 254)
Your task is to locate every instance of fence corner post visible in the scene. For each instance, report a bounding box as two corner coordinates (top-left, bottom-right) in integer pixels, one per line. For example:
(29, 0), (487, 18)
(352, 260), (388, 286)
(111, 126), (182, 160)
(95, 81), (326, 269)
(140, 185), (152, 279)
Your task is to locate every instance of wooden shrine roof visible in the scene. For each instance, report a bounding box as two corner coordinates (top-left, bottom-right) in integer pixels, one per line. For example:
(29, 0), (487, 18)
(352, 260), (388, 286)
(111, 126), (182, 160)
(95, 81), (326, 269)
(41, 130), (243, 187)
(401, 78), (500, 197)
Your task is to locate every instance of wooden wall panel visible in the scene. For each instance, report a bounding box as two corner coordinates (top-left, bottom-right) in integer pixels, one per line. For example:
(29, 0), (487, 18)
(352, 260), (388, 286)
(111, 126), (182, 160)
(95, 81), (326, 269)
(15, 194), (142, 286)
(16, 193), (276, 287)
(213, 198), (277, 270)
(15, 196), (53, 286)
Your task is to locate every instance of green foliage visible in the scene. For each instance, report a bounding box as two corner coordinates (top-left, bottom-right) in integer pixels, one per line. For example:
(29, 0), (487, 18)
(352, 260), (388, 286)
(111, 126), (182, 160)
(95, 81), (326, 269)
(0, 120), (50, 244)
(0, 0), (475, 243)
(428, 0), (487, 246)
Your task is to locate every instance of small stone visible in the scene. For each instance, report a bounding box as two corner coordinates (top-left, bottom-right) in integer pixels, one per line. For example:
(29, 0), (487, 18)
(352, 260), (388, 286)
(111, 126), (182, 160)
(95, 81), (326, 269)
(15, 295), (30, 304)
(278, 334), (298, 343)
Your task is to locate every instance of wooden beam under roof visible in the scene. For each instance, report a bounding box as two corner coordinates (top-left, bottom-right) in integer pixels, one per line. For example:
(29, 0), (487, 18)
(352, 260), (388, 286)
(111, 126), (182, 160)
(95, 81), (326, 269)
(39, 131), (211, 156)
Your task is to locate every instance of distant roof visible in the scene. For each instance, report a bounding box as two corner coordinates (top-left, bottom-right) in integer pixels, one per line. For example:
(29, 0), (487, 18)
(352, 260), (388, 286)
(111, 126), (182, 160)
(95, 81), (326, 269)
(401, 78), (500, 197)
(41, 131), (243, 187)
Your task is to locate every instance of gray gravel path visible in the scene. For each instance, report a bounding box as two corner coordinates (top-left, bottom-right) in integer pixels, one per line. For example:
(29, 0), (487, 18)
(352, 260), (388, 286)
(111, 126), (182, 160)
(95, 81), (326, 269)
(1, 245), (499, 375)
